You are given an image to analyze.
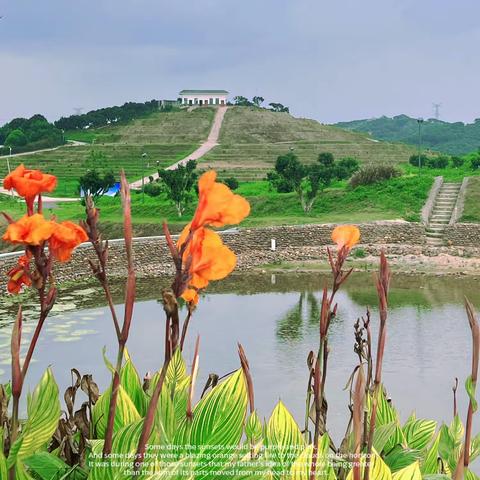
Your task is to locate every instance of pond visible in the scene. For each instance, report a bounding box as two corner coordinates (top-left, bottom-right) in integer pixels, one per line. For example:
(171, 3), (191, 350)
(0, 271), (479, 450)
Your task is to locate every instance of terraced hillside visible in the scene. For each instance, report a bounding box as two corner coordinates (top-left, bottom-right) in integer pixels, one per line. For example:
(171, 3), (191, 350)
(0, 108), (215, 196)
(200, 107), (417, 181)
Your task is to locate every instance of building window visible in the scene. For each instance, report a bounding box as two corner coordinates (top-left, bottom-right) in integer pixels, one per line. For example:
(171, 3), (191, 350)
(215, 98), (219, 104)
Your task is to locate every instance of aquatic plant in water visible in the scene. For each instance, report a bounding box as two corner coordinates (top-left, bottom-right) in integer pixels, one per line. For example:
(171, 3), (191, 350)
(0, 167), (479, 479)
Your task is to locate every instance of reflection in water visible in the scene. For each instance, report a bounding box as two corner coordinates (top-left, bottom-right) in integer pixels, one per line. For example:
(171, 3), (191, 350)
(0, 272), (479, 453)
(276, 292), (319, 340)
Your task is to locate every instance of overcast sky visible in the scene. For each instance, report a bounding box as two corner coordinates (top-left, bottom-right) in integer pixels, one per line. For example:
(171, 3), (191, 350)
(1, 0), (479, 125)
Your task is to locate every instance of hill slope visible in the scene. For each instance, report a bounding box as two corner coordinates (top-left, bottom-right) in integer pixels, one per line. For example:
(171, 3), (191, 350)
(0, 108), (214, 196)
(200, 107), (416, 180)
(1, 106), (417, 193)
(335, 114), (480, 155)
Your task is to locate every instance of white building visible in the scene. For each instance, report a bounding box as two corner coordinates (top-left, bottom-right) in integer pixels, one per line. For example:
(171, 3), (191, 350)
(178, 89), (228, 106)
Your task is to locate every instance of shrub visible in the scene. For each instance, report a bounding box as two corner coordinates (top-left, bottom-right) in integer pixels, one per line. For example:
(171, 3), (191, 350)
(408, 154), (429, 167)
(427, 155), (450, 169)
(223, 177), (239, 190)
(471, 155), (480, 170)
(143, 182), (162, 197)
(5, 129), (28, 147)
(335, 157), (360, 179)
(451, 156), (465, 168)
(349, 164), (401, 188)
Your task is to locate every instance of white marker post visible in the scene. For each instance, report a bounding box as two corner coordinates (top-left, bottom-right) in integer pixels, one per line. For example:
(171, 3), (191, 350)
(271, 239), (276, 251)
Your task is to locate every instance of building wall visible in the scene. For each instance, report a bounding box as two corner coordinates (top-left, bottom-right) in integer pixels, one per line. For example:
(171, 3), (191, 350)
(180, 94), (227, 105)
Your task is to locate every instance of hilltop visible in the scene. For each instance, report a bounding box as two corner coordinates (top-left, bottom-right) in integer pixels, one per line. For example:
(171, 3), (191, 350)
(1, 106), (417, 194)
(201, 107), (416, 181)
(335, 114), (480, 155)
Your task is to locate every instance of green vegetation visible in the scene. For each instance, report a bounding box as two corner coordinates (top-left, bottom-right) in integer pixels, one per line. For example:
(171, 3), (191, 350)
(202, 107), (417, 181)
(335, 114), (480, 155)
(54, 99), (161, 130)
(0, 108), (215, 196)
(0, 114), (64, 155)
(462, 176), (480, 223)
(267, 151), (359, 212)
(349, 164), (401, 188)
(157, 159), (198, 216)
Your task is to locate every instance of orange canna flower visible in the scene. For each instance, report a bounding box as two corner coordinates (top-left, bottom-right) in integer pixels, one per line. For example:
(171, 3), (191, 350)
(4, 164), (57, 201)
(331, 225), (361, 250)
(6, 254), (31, 294)
(3, 214), (55, 246)
(178, 225), (237, 304)
(190, 171), (250, 230)
(49, 221), (88, 262)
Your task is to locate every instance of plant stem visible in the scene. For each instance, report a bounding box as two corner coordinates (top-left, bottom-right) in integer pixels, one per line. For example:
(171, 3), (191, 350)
(135, 360), (169, 472)
(102, 342), (125, 456)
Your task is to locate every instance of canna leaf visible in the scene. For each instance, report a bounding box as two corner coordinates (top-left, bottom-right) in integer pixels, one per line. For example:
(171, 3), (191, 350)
(346, 449), (392, 480)
(265, 400), (305, 480)
(174, 369), (248, 480)
(402, 417), (437, 451)
(465, 375), (478, 412)
(92, 384), (141, 439)
(9, 368), (60, 462)
(421, 432), (441, 475)
(391, 461), (421, 479)
(290, 433), (335, 480)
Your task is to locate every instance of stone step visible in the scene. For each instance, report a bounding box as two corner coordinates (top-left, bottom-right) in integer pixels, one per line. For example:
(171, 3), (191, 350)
(428, 223), (448, 228)
(429, 219), (450, 224)
(436, 195), (457, 199)
(425, 231), (444, 238)
(432, 208), (453, 212)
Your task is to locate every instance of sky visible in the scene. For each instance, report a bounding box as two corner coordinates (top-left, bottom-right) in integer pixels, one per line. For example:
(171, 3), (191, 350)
(1, 0), (479, 125)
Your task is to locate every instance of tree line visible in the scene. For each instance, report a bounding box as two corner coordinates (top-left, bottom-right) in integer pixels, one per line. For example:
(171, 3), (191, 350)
(54, 100), (160, 131)
(0, 115), (64, 154)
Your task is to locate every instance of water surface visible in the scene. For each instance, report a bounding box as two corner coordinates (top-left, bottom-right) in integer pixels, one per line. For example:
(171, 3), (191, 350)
(0, 272), (478, 449)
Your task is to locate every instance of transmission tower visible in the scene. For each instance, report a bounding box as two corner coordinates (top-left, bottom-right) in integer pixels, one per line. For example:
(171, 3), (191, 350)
(73, 107), (83, 115)
(432, 103), (442, 120)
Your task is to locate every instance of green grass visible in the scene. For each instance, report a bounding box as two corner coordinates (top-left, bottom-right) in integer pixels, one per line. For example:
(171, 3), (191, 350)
(200, 107), (418, 181)
(1, 108), (216, 197)
(462, 176), (480, 222)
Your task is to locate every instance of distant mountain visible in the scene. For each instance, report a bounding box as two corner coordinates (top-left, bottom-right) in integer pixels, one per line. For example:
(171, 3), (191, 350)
(334, 114), (480, 155)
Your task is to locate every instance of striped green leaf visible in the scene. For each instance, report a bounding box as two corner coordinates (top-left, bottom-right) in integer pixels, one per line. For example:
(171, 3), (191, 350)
(175, 369), (248, 480)
(10, 368), (60, 462)
(465, 375), (478, 412)
(121, 351), (148, 416)
(265, 400), (305, 480)
(421, 432), (440, 475)
(402, 417), (437, 451)
(290, 433), (336, 480)
(392, 461), (421, 479)
(384, 445), (422, 473)
(0, 429), (7, 479)
(346, 449), (392, 480)
(92, 384), (141, 439)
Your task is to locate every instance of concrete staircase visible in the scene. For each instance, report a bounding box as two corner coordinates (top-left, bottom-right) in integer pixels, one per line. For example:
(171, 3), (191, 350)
(426, 182), (461, 246)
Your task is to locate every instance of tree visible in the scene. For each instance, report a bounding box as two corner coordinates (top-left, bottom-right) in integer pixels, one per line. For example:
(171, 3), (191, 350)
(252, 96), (264, 107)
(78, 169), (116, 200)
(233, 96), (252, 106)
(269, 103), (289, 113)
(158, 160), (198, 216)
(335, 157), (360, 180)
(223, 177), (239, 190)
(5, 129), (28, 147)
(267, 151), (344, 212)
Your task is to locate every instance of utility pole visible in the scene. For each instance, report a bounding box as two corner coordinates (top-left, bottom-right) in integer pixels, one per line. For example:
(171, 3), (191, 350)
(141, 152), (147, 203)
(417, 118), (424, 168)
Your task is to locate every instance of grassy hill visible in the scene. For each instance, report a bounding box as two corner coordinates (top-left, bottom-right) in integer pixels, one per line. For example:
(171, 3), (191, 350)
(0, 108), (214, 196)
(201, 107), (416, 181)
(0, 106), (418, 194)
(335, 114), (480, 155)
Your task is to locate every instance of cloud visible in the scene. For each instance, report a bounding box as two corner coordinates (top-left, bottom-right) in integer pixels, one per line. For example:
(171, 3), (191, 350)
(0, 0), (479, 123)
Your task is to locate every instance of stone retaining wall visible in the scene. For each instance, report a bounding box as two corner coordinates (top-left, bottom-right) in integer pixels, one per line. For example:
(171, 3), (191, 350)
(444, 223), (480, 247)
(0, 221), (426, 286)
